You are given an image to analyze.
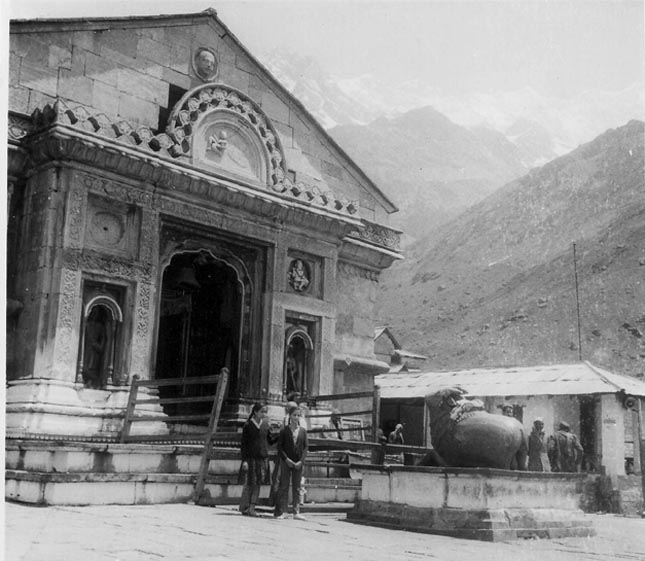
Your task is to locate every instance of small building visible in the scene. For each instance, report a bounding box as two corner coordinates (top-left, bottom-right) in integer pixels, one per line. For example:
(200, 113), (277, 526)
(374, 326), (427, 373)
(376, 362), (645, 513)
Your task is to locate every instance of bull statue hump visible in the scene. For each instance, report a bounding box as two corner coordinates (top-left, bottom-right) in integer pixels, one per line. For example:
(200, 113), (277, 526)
(423, 387), (528, 470)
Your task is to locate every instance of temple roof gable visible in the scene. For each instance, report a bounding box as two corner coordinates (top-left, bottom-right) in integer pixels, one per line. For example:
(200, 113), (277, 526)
(9, 9), (398, 219)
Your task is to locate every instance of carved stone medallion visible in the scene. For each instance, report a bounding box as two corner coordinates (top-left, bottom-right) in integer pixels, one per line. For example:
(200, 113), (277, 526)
(90, 211), (125, 247)
(193, 47), (218, 81)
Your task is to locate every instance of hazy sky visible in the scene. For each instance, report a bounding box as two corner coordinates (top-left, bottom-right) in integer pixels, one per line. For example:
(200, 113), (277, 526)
(6, 0), (645, 99)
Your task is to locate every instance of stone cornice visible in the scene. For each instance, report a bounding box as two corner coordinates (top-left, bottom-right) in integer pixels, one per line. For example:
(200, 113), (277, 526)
(28, 99), (359, 217)
(20, 116), (363, 239)
(347, 220), (402, 253)
(339, 234), (403, 273)
(10, 101), (403, 256)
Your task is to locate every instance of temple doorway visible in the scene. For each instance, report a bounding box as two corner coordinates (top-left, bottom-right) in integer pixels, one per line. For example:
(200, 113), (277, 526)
(156, 251), (242, 418)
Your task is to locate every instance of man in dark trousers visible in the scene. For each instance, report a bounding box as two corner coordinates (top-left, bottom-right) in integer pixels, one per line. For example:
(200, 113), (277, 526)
(274, 404), (308, 520)
(549, 421), (584, 472)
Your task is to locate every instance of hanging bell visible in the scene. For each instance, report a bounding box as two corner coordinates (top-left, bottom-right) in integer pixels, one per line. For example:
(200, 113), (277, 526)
(173, 266), (201, 291)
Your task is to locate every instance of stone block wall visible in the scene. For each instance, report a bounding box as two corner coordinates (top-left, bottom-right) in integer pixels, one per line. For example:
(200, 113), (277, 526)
(335, 261), (380, 359)
(617, 475), (644, 515)
(9, 15), (385, 222)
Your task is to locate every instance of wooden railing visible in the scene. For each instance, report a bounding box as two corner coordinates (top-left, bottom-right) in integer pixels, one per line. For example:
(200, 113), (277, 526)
(119, 368), (229, 502)
(305, 386), (381, 443)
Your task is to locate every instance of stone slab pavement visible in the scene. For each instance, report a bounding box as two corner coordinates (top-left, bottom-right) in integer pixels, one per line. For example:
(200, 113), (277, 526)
(4, 502), (645, 561)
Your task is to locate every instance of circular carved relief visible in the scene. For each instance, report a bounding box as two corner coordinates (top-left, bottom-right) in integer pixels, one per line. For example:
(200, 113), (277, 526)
(193, 47), (218, 81)
(90, 211), (125, 247)
(288, 259), (311, 292)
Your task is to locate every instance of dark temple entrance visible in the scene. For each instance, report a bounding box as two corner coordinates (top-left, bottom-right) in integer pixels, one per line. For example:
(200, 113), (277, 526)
(156, 251), (242, 418)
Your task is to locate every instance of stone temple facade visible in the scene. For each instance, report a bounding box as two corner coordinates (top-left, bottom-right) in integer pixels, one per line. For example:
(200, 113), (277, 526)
(6, 9), (402, 438)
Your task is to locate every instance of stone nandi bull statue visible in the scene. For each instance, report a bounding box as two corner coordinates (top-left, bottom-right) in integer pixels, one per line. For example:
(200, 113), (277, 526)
(419, 387), (528, 470)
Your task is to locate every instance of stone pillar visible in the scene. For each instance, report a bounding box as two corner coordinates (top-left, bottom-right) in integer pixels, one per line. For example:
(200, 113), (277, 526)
(599, 394), (626, 481)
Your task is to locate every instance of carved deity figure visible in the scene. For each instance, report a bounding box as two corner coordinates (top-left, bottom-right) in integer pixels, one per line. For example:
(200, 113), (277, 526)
(205, 127), (259, 180)
(208, 130), (228, 153)
(288, 259), (310, 292)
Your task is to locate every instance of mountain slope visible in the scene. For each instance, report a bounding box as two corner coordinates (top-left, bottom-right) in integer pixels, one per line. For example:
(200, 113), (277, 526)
(330, 107), (528, 240)
(376, 120), (645, 378)
(261, 47), (644, 165)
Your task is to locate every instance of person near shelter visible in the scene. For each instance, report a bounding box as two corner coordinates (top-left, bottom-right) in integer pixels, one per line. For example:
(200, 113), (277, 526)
(527, 418), (549, 472)
(501, 404), (514, 418)
(321, 409), (345, 439)
(549, 421), (584, 472)
(238, 403), (277, 516)
(388, 423), (405, 445)
(274, 404), (308, 520)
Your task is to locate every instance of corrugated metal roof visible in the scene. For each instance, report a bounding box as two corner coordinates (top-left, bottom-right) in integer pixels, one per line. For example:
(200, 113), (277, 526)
(376, 362), (645, 399)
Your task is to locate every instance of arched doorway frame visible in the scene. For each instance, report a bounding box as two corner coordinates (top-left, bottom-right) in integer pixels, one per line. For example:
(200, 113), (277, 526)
(283, 325), (315, 398)
(76, 295), (124, 387)
(155, 241), (256, 398)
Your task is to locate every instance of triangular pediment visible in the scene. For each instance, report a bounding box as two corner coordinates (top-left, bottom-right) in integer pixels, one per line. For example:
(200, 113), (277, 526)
(10, 9), (398, 224)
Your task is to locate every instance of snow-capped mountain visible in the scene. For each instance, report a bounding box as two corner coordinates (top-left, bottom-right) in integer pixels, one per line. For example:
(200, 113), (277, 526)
(261, 47), (644, 168)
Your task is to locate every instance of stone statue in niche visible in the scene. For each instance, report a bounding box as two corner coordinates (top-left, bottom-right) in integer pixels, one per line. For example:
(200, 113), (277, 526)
(82, 306), (109, 388)
(288, 259), (310, 292)
(193, 48), (218, 81)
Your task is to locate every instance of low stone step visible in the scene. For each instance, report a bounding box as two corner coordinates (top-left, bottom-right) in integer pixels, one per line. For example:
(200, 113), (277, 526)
(6, 469), (361, 506)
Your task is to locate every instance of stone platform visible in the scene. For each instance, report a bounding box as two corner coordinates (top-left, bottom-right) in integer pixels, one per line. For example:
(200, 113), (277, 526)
(348, 464), (596, 541)
(5, 439), (360, 506)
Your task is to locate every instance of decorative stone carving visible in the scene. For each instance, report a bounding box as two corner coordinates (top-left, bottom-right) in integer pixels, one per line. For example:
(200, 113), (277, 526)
(62, 249), (152, 284)
(199, 120), (263, 182)
(131, 281), (152, 379)
(66, 187), (85, 248)
(193, 48), (218, 81)
(90, 211), (125, 247)
(8, 112), (32, 142)
(28, 100), (361, 218)
(348, 220), (402, 252)
(85, 195), (140, 258)
(79, 172), (152, 206)
(288, 259), (311, 292)
(54, 268), (80, 375)
(338, 261), (380, 282)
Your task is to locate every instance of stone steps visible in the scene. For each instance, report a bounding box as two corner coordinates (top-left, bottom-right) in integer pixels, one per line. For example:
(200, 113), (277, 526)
(5, 469), (361, 506)
(5, 439), (362, 506)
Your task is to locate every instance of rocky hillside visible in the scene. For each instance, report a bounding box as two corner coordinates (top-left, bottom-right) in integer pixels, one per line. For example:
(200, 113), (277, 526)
(375, 120), (645, 378)
(330, 107), (528, 241)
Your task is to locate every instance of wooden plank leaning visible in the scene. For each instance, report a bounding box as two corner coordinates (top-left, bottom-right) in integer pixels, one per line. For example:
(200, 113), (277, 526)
(193, 367), (229, 504)
(120, 375), (141, 443)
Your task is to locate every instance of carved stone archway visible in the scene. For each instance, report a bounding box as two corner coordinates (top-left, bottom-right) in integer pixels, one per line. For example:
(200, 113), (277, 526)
(167, 84), (288, 189)
(76, 295), (124, 387)
(284, 325), (315, 398)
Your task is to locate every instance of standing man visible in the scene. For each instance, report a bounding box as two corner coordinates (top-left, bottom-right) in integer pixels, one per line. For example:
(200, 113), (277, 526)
(550, 421), (584, 472)
(274, 404), (308, 520)
(528, 418), (549, 471)
(322, 409), (344, 439)
(388, 423), (405, 445)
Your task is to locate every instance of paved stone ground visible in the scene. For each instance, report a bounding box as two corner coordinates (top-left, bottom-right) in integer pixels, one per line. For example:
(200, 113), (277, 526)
(5, 502), (645, 561)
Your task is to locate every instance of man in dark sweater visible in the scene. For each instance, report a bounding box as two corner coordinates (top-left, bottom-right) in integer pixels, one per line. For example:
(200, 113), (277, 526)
(274, 404), (308, 520)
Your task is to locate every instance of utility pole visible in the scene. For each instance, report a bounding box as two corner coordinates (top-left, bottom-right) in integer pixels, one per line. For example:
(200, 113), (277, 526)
(572, 242), (583, 361)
